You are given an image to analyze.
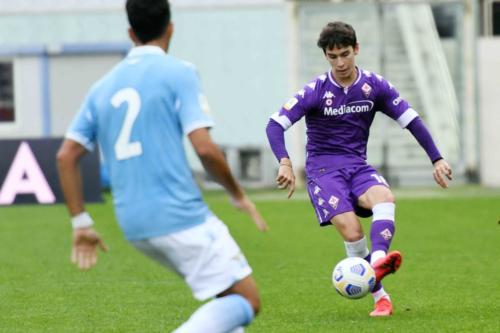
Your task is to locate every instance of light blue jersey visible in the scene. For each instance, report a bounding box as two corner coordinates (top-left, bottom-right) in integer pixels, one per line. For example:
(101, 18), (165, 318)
(66, 46), (214, 240)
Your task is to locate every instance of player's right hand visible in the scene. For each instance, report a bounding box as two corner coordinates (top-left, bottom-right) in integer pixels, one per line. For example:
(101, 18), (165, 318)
(71, 227), (108, 271)
(231, 195), (269, 232)
(276, 161), (296, 199)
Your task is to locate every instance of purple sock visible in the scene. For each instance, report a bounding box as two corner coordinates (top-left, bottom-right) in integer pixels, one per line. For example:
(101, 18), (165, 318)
(370, 220), (395, 253)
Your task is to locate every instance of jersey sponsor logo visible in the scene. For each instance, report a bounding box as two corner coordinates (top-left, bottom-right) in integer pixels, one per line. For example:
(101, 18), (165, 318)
(323, 100), (374, 116)
(380, 228), (393, 240)
(283, 97), (298, 111)
(361, 83), (372, 98)
(328, 195), (339, 210)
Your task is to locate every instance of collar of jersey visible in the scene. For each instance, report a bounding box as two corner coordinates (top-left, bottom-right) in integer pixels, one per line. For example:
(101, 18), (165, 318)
(127, 45), (166, 57)
(327, 67), (362, 89)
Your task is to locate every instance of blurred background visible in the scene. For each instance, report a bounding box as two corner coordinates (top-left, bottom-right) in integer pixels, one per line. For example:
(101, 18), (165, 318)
(0, 0), (499, 195)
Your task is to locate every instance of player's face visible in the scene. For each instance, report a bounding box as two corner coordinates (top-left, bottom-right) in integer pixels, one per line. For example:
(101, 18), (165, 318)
(325, 44), (359, 82)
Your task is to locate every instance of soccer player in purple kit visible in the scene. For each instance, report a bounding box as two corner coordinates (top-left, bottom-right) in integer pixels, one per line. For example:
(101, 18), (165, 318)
(266, 22), (453, 316)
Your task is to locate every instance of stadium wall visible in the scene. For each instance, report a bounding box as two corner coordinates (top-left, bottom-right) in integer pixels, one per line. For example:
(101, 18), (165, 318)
(478, 37), (500, 187)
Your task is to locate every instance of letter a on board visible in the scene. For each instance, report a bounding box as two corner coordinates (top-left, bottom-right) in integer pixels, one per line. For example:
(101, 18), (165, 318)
(0, 141), (56, 204)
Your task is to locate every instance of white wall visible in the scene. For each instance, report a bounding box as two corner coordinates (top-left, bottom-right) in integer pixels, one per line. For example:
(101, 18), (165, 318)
(0, 57), (44, 138)
(479, 38), (500, 187)
(50, 54), (123, 136)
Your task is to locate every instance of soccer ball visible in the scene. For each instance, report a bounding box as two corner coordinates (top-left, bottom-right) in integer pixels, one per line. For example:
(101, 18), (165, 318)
(332, 257), (376, 299)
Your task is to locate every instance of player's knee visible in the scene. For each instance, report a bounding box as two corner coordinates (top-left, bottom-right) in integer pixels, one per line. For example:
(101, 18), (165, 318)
(245, 294), (261, 315)
(378, 190), (395, 204)
(344, 230), (365, 243)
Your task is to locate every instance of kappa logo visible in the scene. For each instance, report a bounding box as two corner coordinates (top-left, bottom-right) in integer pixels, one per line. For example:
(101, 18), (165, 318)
(361, 83), (372, 98)
(323, 91), (335, 99)
(297, 89), (305, 98)
(380, 228), (393, 240)
(328, 195), (339, 210)
(283, 97), (298, 111)
(307, 82), (316, 90)
(322, 209), (330, 218)
(318, 74), (327, 81)
(318, 197), (325, 206)
(314, 186), (321, 195)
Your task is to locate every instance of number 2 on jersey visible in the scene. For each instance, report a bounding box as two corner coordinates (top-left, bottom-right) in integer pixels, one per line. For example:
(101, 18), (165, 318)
(111, 88), (143, 160)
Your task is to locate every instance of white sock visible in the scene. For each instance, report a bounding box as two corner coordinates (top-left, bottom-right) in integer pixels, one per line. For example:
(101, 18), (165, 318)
(173, 295), (254, 333)
(370, 250), (386, 264)
(372, 287), (390, 303)
(344, 236), (370, 258)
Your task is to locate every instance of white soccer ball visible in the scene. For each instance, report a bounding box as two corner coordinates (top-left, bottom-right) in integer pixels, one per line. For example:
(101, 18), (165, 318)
(332, 257), (376, 299)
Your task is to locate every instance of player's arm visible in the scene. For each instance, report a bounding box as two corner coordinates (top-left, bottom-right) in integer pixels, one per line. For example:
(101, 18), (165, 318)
(188, 128), (268, 232)
(266, 85), (313, 198)
(377, 77), (452, 188)
(57, 139), (108, 271)
(405, 118), (452, 188)
(266, 119), (295, 199)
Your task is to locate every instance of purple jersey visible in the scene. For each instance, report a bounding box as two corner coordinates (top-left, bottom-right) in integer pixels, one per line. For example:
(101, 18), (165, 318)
(271, 68), (418, 178)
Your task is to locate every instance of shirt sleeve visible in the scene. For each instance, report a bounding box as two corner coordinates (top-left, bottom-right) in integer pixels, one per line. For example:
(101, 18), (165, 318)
(376, 77), (418, 128)
(65, 94), (97, 151)
(270, 82), (319, 130)
(174, 64), (215, 135)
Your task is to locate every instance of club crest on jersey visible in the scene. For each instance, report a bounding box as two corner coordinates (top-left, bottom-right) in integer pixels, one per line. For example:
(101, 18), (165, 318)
(380, 228), (393, 240)
(283, 97), (298, 111)
(328, 195), (339, 210)
(361, 83), (372, 98)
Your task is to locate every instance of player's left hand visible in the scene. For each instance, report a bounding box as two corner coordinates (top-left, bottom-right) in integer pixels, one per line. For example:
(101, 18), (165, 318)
(231, 195), (269, 232)
(71, 227), (108, 270)
(433, 159), (452, 188)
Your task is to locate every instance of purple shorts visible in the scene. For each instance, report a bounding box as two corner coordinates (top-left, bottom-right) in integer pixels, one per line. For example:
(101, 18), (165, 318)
(306, 164), (389, 226)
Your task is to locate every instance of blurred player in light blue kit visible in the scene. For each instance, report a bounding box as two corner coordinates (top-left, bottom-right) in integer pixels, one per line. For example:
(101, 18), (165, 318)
(57, 0), (268, 332)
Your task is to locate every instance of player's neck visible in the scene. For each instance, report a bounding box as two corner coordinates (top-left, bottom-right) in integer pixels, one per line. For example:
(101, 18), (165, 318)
(331, 68), (358, 88)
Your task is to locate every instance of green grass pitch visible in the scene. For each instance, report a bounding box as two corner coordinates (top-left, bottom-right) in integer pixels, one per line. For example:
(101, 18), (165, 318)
(0, 187), (499, 332)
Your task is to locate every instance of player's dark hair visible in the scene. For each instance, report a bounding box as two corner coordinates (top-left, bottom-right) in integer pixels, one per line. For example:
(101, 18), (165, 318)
(126, 0), (171, 44)
(317, 22), (357, 52)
